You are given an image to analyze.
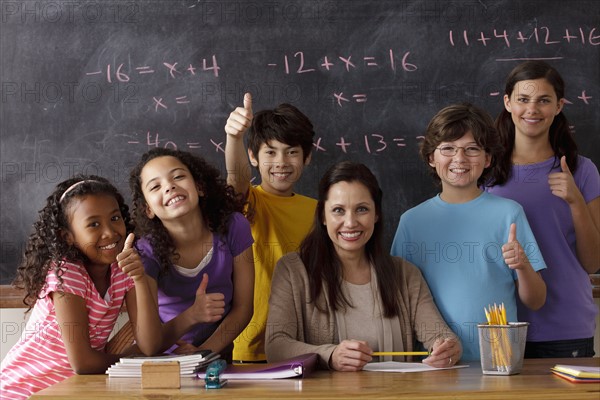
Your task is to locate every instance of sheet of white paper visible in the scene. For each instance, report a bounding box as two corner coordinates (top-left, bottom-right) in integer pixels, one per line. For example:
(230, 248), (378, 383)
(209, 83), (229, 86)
(363, 361), (470, 373)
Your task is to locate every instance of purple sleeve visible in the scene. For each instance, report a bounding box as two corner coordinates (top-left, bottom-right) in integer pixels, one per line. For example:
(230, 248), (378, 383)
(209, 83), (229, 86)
(226, 212), (254, 257)
(136, 237), (161, 281)
(576, 156), (600, 204)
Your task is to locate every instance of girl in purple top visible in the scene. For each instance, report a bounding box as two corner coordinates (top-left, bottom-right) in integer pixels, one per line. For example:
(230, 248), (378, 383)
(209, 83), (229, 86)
(488, 61), (600, 358)
(129, 148), (254, 361)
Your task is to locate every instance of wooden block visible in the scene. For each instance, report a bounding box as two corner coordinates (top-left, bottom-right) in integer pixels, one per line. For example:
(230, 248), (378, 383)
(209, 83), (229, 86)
(141, 361), (180, 389)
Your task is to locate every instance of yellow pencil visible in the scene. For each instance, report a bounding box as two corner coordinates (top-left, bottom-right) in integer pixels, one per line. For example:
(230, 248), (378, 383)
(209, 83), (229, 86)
(372, 351), (429, 356)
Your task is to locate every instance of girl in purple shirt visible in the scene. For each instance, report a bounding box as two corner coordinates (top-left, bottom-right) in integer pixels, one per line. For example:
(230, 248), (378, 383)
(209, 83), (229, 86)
(488, 61), (600, 358)
(129, 148), (254, 362)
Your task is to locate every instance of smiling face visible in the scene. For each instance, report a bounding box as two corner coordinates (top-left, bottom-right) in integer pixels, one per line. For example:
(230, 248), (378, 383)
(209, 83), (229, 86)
(140, 155), (201, 222)
(429, 131), (491, 200)
(249, 139), (311, 197)
(64, 194), (126, 269)
(323, 181), (378, 259)
(504, 78), (564, 141)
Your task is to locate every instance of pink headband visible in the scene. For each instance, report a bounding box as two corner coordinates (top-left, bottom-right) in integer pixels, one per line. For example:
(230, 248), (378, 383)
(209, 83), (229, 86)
(59, 180), (101, 203)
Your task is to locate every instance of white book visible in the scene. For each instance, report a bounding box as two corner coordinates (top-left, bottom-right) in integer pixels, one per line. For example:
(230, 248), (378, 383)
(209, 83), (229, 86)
(106, 350), (219, 378)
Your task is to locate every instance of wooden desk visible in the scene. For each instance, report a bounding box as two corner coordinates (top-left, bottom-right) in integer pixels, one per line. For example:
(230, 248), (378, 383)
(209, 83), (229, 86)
(31, 358), (599, 399)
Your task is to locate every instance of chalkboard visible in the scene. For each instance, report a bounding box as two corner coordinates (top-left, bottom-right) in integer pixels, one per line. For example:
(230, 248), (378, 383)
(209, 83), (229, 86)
(1, 0), (599, 284)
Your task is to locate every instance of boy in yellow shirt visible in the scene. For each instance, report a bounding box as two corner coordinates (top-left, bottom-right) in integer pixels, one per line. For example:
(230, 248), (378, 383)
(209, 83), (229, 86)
(225, 93), (317, 362)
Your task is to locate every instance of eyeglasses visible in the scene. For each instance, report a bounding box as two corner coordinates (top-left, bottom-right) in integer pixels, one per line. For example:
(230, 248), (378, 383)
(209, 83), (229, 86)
(436, 145), (483, 157)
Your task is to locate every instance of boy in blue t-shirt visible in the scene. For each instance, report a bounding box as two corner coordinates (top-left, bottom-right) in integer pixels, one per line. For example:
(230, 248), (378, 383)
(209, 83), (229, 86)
(391, 103), (547, 360)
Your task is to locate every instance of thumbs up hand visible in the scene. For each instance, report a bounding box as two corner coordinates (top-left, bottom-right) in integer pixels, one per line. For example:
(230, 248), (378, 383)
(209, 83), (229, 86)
(191, 273), (226, 323)
(117, 233), (145, 282)
(548, 156), (583, 205)
(225, 92), (253, 139)
(502, 223), (531, 271)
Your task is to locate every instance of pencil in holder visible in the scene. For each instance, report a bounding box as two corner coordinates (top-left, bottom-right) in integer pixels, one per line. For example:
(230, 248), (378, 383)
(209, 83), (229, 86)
(477, 322), (528, 375)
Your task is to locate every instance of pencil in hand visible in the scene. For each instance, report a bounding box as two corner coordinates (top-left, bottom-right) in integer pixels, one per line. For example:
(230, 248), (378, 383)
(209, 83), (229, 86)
(371, 351), (429, 356)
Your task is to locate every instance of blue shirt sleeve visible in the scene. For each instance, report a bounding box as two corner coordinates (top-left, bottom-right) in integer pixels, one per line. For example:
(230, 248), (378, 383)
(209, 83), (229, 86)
(390, 217), (403, 257)
(391, 214), (414, 262)
(513, 205), (547, 273)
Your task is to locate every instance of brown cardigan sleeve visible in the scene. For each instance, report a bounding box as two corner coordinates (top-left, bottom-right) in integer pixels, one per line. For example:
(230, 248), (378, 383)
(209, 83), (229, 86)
(265, 253), (338, 369)
(266, 254), (461, 367)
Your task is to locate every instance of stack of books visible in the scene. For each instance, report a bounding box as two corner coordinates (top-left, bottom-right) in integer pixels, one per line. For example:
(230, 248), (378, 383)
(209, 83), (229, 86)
(551, 364), (600, 383)
(106, 350), (219, 378)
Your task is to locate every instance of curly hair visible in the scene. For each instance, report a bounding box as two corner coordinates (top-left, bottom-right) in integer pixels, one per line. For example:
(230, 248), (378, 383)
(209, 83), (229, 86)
(490, 60), (578, 186)
(129, 148), (245, 275)
(13, 175), (133, 310)
(420, 103), (503, 188)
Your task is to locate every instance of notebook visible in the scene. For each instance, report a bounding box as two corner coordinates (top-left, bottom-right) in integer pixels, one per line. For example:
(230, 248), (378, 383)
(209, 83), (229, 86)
(551, 364), (600, 383)
(551, 364), (600, 379)
(197, 353), (318, 380)
(106, 350), (219, 377)
(551, 369), (600, 383)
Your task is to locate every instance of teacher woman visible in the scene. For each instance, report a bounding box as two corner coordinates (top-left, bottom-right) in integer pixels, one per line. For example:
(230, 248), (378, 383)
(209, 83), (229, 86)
(265, 161), (462, 371)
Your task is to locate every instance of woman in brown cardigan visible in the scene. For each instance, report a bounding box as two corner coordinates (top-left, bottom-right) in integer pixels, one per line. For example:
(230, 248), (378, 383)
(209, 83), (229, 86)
(265, 161), (462, 371)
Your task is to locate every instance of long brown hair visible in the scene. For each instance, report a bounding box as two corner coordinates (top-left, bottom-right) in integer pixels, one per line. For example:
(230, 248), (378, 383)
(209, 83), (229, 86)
(491, 61), (578, 185)
(299, 161), (401, 318)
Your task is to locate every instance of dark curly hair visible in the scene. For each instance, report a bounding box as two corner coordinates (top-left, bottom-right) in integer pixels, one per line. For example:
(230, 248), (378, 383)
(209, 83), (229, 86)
(420, 103), (503, 188)
(13, 175), (133, 310)
(129, 148), (245, 275)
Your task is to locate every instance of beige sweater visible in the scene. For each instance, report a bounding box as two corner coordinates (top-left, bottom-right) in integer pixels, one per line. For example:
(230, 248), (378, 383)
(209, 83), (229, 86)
(265, 253), (458, 369)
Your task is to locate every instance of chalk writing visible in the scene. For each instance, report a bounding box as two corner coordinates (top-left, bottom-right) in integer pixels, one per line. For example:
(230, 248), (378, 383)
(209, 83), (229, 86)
(313, 137), (326, 152)
(267, 49), (417, 74)
(85, 55), (221, 82)
(393, 138), (407, 148)
(210, 139), (225, 153)
(577, 91), (592, 104)
(449, 27), (600, 48)
(152, 96), (192, 112)
(126, 132), (429, 156)
(336, 137), (351, 153)
(146, 132), (176, 149)
(333, 92), (368, 107)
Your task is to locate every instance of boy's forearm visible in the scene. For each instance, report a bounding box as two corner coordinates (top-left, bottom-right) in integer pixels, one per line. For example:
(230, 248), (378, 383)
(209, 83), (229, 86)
(225, 135), (251, 195)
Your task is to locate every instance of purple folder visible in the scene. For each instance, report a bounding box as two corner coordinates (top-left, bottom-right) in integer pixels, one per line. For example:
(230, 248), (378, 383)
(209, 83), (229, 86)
(197, 353), (318, 380)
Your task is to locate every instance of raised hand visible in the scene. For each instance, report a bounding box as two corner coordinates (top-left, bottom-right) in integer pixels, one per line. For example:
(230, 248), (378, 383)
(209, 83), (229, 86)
(191, 273), (226, 323)
(225, 92), (253, 138)
(548, 156), (584, 205)
(502, 223), (530, 271)
(116, 233), (145, 281)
